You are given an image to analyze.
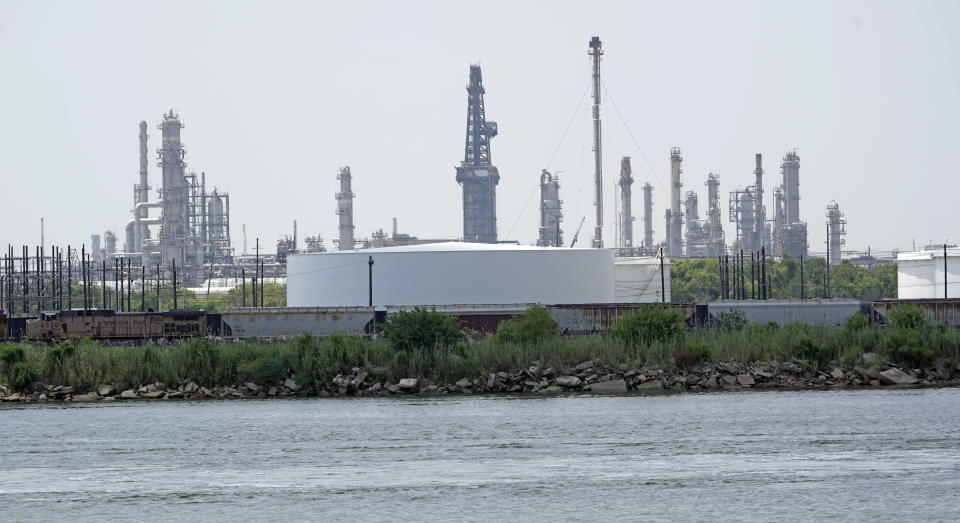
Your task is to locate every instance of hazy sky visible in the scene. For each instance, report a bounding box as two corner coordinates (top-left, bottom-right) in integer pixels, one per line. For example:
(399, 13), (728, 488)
(1, 0), (958, 255)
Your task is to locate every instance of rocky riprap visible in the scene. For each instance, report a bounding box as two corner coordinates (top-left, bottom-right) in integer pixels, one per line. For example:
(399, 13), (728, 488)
(1, 355), (957, 403)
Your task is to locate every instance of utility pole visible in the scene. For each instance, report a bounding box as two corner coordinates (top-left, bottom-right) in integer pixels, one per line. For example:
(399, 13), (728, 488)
(141, 266), (145, 312)
(761, 247), (767, 300)
(800, 253), (804, 300)
(242, 268), (246, 308)
(659, 248), (666, 304)
(945, 243), (949, 299)
(825, 224), (830, 299)
(156, 263), (161, 311)
(750, 252), (755, 300)
(368, 256), (374, 307)
(172, 258), (178, 310)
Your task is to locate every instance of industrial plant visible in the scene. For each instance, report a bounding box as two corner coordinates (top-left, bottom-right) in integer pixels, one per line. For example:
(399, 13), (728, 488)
(3, 32), (936, 331)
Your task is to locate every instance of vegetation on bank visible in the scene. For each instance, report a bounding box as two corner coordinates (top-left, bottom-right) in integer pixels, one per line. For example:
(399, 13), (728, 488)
(1, 305), (956, 394)
(671, 256), (898, 303)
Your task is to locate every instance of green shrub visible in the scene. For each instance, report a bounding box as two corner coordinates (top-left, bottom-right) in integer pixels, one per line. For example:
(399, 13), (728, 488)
(609, 306), (683, 344)
(0, 345), (25, 366)
(381, 307), (464, 352)
(845, 312), (869, 331)
(887, 306), (928, 330)
(794, 336), (832, 367)
(10, 362), (36, 391)
(497, 305), (558, 344)
(895, 344), (934, 368)
(713, 311), (747, 331)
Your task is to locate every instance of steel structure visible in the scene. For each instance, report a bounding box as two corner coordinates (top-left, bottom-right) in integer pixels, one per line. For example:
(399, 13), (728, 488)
(589, 36), (604, 248)
(537, 170), (563, 247)
(779, 151), (808, 258)
(642, 183), (654, 254)
(455, 65), (499, 243)
(336, 166), (356, 251)
(668, 147), (683, 257)
(617, 157), (634, 250)
(826, 201), (846, 266)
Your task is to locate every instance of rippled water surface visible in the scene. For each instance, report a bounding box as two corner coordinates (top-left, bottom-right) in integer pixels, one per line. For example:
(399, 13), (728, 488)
(1, 388), (958, 521)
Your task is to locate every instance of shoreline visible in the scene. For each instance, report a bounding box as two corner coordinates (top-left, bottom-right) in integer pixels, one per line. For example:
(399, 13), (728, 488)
(3, 358), (957, 404)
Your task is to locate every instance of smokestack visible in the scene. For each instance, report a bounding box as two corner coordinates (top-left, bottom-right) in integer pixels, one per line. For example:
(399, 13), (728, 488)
(618, 157), (634, 250)
(754, 153), (764, 251)
(336, 166), (355, 251)
(392, 217), (398, 239)
(642, 183), (653, 252)
(669, 147), (683, 257)
(589, 36), (604, 248)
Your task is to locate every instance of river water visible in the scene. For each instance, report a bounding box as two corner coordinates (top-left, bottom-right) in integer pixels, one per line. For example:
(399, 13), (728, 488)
(1, 388), (958, 521)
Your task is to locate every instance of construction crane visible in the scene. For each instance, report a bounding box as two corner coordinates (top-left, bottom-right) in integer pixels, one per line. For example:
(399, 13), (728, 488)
(569, 217), (587, 248)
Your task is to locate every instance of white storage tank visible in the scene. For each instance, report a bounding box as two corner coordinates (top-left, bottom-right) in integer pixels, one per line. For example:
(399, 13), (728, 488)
(897, 248), (960, 299)
(614, 257), (670, 303)
(287, 242), (614, 307)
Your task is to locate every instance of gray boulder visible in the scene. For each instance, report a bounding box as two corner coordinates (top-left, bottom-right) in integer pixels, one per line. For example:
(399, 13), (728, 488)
(589, 379), (627, 393)
(574, 360), (595, 371)
(96, 384), (114, 397)
(283, 378), (299, 391)
(455, 378), (473, 389)
(555, 376), (582, 388)
(879, 368), (918, 386)
(636, 379), (663, 391)
(119, 389), (138, 399)
(398, 378), (418, 390)
(736, 374), (755, 387)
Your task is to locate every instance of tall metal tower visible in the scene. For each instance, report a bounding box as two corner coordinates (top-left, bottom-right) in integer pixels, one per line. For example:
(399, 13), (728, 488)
(134, 121), (151, 252)
(455, 65), (500, 243)
(642, 183), (654, 254)
(537, 170), (563, 247)
(753, 153), (765, 250)
(668, 147), (684, 257)
(158, 110), (189, 271)
(826, 201), (846, 266)
(589, 36), (604, 248)
(618, 156), (634, 250)
(780, 150), (808, 258)
(336, 166), (355, 251)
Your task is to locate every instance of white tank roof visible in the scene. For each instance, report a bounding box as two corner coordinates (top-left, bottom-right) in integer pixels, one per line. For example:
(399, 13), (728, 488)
(297, 241), (588, 255)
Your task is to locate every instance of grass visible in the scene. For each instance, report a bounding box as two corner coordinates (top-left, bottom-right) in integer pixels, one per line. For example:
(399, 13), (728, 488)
(1, 318), (958, 393)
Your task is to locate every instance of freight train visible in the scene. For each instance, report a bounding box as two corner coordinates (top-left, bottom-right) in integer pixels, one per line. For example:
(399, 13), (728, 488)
(1, 299), (958, 342)
(20, 309), (211, 341)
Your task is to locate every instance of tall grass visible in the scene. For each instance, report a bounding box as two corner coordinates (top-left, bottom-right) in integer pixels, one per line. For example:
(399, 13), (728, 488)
(1, 320), (958, 393)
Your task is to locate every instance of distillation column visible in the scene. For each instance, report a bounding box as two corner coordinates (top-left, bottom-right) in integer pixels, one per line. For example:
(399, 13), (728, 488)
(336, 166), (355, 251)
(589, 36), (604, 248)
(754, 153), (764, 251)
(826, 201), (846, 266)
(668, 147), (683, 257)
(158, 110), (189, 270)
(642, 183), (654, 254)
(135, 121), (151, 252)
(618, 156), (634, 250)
(537, 170), (563, 247)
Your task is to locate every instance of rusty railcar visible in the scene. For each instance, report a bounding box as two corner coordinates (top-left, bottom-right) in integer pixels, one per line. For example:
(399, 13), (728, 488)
(871, 299), (960, 328)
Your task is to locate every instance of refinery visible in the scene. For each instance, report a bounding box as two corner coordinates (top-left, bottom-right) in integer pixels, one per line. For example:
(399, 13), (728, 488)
(0, 35), (952, 326)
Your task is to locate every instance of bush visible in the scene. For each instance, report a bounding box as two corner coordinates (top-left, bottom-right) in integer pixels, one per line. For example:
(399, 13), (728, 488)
(609, 306), (683, 344)
(497, 305), (557, 344)
(887, 306), (928, 330)
(794, 336), (832, 367)
(381, 307), (464, 352)
(713, 311), (747, 331)
(674, 342), (711, 368)
(845, 312), (869, 331)
(895, 344), (934, 368)
(0, 345), (25, 366)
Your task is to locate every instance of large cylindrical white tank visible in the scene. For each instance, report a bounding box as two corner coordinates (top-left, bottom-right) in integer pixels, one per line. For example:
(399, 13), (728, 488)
(287, 242), (614, 307)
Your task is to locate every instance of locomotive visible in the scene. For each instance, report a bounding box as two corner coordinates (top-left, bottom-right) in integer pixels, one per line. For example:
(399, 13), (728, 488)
(23, 309), (208, 341)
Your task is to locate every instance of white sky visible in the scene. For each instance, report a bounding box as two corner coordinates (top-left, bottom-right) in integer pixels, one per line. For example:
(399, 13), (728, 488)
(1, 0), (958, 255)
